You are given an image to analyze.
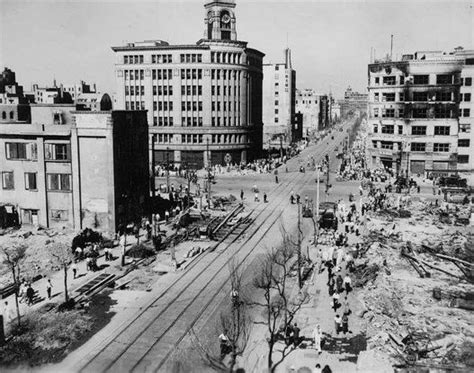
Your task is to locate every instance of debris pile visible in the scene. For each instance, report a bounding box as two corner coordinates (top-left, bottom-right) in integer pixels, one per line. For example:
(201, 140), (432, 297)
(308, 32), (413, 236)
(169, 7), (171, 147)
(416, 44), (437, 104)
(355, 197), (474, 369)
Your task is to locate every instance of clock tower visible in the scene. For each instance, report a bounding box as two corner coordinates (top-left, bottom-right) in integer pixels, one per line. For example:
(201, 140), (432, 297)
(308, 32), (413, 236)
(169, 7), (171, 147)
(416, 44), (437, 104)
(204, 0), (237, 41)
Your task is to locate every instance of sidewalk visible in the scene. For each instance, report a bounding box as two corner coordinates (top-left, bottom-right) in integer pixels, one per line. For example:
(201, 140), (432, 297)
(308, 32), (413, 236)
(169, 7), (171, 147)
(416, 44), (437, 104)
(242, 183), (393, 373)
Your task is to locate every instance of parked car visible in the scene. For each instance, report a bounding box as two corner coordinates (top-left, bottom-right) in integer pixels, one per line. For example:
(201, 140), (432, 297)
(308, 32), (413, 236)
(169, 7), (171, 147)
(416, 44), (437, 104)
(318, 202), (338, 230)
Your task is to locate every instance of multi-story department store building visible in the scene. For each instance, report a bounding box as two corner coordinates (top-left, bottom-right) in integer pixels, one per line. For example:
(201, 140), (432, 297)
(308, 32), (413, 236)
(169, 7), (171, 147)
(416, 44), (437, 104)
(112, 0), (264, 168)
(367, 47), (474, 176)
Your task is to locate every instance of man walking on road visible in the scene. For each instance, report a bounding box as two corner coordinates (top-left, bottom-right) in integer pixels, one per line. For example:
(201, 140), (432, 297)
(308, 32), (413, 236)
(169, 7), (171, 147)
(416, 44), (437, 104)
(46, 279), (52, 299)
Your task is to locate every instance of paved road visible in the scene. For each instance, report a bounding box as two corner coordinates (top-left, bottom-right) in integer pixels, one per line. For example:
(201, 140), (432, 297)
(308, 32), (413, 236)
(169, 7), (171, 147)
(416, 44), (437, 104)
(58, 120), (355, 373)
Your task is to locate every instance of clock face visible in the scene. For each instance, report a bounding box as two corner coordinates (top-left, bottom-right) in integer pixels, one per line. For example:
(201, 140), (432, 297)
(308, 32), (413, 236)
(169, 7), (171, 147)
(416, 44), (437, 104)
(221, 14), (231, 24)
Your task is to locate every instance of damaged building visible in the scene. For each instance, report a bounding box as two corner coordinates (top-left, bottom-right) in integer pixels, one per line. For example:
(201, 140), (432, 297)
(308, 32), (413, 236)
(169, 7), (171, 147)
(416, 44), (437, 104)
(367, 47), (474, 176)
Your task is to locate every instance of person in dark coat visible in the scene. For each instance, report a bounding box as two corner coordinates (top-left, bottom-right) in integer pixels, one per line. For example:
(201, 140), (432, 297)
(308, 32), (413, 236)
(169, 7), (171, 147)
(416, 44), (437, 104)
(26, 284), (35, 305)
(336, 275), (344, 294)
(342, 313), (349, 334)
(292, 323), (300, 347)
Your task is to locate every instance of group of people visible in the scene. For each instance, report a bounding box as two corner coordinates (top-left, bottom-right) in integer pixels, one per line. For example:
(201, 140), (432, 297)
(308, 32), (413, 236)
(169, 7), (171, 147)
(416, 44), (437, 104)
(18, 280), (37, 305)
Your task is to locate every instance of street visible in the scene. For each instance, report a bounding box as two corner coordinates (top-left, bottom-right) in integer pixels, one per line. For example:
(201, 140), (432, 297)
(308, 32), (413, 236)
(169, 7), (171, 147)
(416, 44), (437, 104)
(55, 119), (354, 373)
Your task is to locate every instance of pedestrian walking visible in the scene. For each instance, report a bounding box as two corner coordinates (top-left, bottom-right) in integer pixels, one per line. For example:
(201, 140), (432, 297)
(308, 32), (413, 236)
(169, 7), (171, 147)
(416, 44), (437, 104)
(343, 274), (352, 294)
(342, 313), (349, 334)
(336, 274), (343, 294)
(275, 175), (279, 184)
(26, 284), (35, 305)
(165, 210), (170, 222)
(72, 263), (78, 279)
(240, 189), (244, 201)
(263, 192), (268, 203)
(332, 292), (340, 311)
(313, 324), (322, 353)
(293, 323), (300, 347)
(254, 192), (259, 202)
(334, 314), (342, 335)
(219, 330), (230, 359)
(46, 279), (52, 299)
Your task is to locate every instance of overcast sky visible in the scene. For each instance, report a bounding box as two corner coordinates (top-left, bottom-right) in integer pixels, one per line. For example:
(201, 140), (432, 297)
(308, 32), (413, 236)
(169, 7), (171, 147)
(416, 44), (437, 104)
(0, 0), (472, 98)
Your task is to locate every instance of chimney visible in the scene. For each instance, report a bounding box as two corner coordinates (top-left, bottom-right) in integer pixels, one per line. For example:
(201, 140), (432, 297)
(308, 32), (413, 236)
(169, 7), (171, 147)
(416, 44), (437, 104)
(285, 48), (292, 69)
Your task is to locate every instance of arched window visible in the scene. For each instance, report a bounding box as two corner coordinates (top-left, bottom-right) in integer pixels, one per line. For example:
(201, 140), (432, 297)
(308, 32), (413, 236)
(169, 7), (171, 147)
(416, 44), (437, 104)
(1, 111), (6, 120)
(9, 111), (14, 119)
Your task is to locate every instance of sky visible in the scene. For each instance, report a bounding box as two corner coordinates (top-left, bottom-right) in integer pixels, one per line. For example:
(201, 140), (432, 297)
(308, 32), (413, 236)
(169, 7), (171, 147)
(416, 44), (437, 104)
(0, 0), (472, 98)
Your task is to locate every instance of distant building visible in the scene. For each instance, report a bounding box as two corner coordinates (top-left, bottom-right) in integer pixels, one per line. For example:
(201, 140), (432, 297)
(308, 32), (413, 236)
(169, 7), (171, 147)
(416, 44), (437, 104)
(295, 89), (331, 135)
(31, 80), (98, 105)
(340, 86), (367, 118)
(0, 70), (149, 233)
(112, 0), (264, 168)
(0, 67), (30, 122)
(330, 98), (341, 123)
(295, 89), (319, 137)
(367, 47), (474, 175)
(262, 48), (296, 148)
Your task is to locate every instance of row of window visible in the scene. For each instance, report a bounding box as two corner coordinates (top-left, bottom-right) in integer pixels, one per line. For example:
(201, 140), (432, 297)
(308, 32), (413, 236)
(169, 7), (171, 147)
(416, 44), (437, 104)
(125, 86), (145, 96)
(460, 93), (472, 101)
(181, 134), (204, 144)
(211, 69), (241, 80)
(211, 101), (239, 111)
(5, 143), (69, 161)
(153, 69), (173, 80)
(152, 54), (173, 64)
(374, 124), (456, 136)
(181, 69), (203, 80)
(373, 107), (467, 119)
(1, 111), (14, 120)
(2, 171), (71, 191)
(182, 85), (203, 96)
(153, 116), (174, 126)
(212, 85), (240, 96)
(124, 70), (144, 80)
(181, 101), (203, 111)
(153, 133), (248, 144)
(125, 101), (145, 110)
(373, 91), (460, 102)
(212, 116), (241, 127)
(125, 85), (175, 96)
(374, 74), (456, 86)
(461, 77), (473, 86)
(210, 52), (242, 64)
(154, 101), (174, 111)
(180, 54), (202, 63)
(123, 55), (144, 64)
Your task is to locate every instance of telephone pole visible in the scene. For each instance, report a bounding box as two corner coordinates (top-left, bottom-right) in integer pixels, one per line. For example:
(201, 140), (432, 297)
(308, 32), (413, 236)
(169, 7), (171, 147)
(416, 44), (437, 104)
(166, 147), (170, 193)
(206, 139), (211, 205)
(297, 200), (302, 289)
(314, 167), (320, 244)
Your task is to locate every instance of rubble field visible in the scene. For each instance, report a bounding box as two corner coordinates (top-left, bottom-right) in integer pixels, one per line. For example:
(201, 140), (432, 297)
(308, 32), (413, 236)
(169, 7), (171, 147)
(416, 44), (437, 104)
(354, 196), (474, 369)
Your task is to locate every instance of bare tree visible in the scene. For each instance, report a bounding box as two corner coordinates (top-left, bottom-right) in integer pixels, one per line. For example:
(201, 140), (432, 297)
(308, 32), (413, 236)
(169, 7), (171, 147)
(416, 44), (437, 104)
(192, 259), (251, 372)
(48, 242), (75, 303)
(252, 244), (309, 372)
(1, 242), (27, 326)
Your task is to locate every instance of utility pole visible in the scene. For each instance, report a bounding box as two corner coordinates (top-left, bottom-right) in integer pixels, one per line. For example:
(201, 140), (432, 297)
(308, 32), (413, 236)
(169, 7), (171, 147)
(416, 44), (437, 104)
(315, 167), (320, 244)
(297, 200), (302, 289)
(325, 154), (330, 194)
(206, 139), (211, 206)
(166, 147), (170, 193)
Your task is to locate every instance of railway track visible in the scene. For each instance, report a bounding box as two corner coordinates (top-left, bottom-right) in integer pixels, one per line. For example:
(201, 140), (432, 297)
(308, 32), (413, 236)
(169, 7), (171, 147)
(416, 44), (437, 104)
(73, 127), (350, 373)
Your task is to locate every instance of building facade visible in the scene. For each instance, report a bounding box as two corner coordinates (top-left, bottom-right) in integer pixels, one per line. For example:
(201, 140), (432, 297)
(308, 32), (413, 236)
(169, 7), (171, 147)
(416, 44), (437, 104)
(1, 100), (149, 234)
(0, 68), (31, 123)
(295, 89), (320, 137)
(112, 0), (264, 168)
(340, 86), (368, 118)
(367, 48), (474, 175)
(262, 48), (296, 148)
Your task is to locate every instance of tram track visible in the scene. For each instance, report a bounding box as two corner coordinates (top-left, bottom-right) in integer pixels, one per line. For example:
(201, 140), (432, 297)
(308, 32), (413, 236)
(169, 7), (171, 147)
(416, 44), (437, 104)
(75, 127), (350, 373)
